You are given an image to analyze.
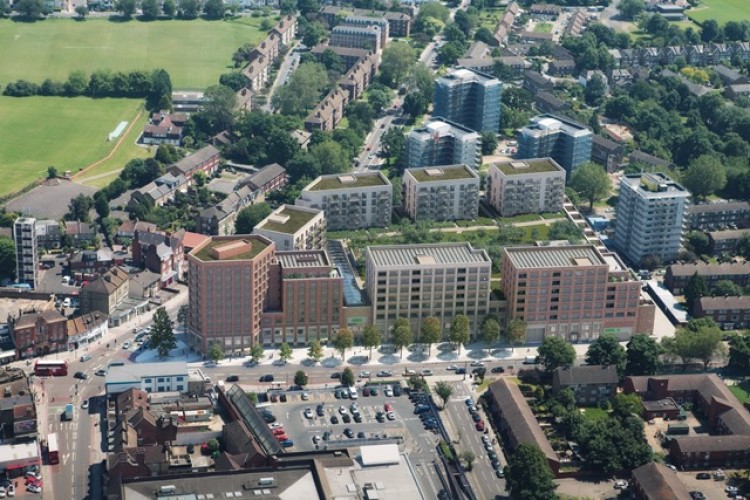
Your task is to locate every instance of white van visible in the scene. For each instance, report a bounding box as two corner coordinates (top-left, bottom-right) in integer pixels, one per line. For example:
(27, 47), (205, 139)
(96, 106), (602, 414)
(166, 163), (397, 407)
(348, 387), (358, 399)
(523, 356), (539, 364)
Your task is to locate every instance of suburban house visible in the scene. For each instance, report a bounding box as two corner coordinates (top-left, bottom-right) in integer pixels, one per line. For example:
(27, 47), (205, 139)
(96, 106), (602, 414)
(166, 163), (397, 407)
(485, 379), (561, 475)
(142, 111), (187, 146)
(81, 266), (130, 316)
(132, 230), (184, 286)
(116, 220), (158, 244)
(551, 365), (619, 405)
(65, 221), (96, 247)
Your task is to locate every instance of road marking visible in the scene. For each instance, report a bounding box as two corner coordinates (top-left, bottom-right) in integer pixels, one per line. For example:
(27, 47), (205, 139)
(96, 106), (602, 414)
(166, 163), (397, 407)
(62, 453), (69, 465)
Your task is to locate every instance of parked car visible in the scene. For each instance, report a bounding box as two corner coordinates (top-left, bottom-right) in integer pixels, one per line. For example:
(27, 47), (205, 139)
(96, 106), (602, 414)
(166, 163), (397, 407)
(614, 480), (628, 489)
(696, 473), (711, 480)
(304, 408), (313, 419)
(357, 431), (366, 439)
(370, 387), (379, 396)
(330, 415), (339, 424)
(470, 361), (485, 367)
(316, 404), (325, 417)
(362, 387), (371, 397)
(342, 414), (351, 423)
(377, 370), (392, 377)
(476, 420), (485, 432)
(330, 372), (342, 379)
(81, 400), (89, 410)
(490, 367), (505, 373)
(386, 411), (396, 421)
(281, 439), (294, 448)
(344, 428), (355, 438)
(421, 369), (433, 376)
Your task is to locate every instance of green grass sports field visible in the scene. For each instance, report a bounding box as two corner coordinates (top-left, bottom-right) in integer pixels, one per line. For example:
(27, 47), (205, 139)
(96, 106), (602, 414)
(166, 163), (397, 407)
(687, 0), (750, 24)
(0, 96), (143, 196)
(0, 17), (270, 89)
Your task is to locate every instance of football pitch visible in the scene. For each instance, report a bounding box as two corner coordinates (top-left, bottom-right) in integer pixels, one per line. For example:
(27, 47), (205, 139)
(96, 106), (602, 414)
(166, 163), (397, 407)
(687, 0), (750, 24)
(0, 96), (144, 197)
(0, 17), (270, 89)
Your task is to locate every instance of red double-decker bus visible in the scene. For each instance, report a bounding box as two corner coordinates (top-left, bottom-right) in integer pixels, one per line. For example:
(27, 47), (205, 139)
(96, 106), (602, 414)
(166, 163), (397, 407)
(47, 433), (59, 465)
(34, 360), (68, 377)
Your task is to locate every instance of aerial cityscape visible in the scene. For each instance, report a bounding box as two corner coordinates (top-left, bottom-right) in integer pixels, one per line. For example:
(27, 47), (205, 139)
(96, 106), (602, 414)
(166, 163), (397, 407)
(1, 0), (750, 498)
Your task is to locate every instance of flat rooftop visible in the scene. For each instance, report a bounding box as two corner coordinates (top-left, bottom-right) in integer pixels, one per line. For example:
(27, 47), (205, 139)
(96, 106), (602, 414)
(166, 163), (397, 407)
(504, 245), (608, 269)
(493, 158), (564, 175)
(407, 165), (477, 182)
(368, 243), (490, 267)
(191, 235), (271, 262)
(277, 250), (330, 268)
(307, 172), (389, 191)
(621, 173), (689, 198)
(256, 206), (321, 235)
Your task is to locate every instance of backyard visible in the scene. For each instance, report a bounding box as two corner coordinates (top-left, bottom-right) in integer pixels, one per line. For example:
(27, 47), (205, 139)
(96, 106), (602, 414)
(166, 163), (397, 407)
(0, 16), (272, 89)
(0, 96), (145, 198)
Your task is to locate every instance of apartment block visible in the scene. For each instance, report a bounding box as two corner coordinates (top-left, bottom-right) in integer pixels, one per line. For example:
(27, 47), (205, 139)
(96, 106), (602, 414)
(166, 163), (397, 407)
(319, 6), (412, 37)
(253, 205), (326, 251)
(187, 235), (276, 354)
(708, 229), (750, 256)
(261, 251), (344, 345)
(485, 158), (565, 217)
(14, 217), (38, 289)
(365, 243), (492, 335)
(502, 245), (655, 343)
(687, 201), (750, 231)
(517, 114), (593, 176)
(664, 261), (750, 295)
(433, 68), (502, 133)
(613, 173), (690, 266)
(694, 296), (750, 330)
(241, 15), (297, 90)
(406, 119), (481, 170)
(296, 172), (392, 230)
(330, 25), (382, 52)
(402, 165), (480, 221)
(341, 15), (389, 47)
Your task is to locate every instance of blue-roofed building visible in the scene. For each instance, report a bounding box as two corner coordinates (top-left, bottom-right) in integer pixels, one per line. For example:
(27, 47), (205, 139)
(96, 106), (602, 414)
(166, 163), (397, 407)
(517, 114), (593, 177)
(434, 67), (502, 133)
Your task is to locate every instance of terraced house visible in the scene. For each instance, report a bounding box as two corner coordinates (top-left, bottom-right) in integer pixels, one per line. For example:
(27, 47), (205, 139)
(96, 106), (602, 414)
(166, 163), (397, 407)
(296, 172), (392, 231)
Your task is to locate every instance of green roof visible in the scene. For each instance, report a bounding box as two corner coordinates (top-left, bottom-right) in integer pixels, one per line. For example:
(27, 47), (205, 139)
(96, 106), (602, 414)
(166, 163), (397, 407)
(408, 165), (477, 182)
(258, 206), (319, 234)
(493, 158), (563, 175)
(308, 173), (388, 191)
(192, 237), (271, 262)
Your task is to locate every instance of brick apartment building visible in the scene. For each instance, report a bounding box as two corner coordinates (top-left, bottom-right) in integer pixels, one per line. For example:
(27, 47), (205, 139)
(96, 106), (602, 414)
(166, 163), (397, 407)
(687, 201), (750, 231)
(132, 230), (184, 286)
(402, 165), (480, 221)
(694, 296), (750, 330)
(166, 145), (221, 187)
(485, 158), (566, 217)
(502, 245), (655, 343)
(10, 310), (68, 358)
(261, 251), (344, 345)
(551, 365), (619, 405)
(664, 261), (750, 295)
(318, 6), (412, 37)
(241, 15), (297, 90)
(330, 25), (382, 52)
(187, 235), (276, 354)
(624, 374), (750, 469)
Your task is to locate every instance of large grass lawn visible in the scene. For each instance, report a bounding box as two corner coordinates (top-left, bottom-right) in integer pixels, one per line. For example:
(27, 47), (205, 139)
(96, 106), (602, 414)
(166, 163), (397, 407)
(687, 0), (750, 24)
(0, 96), (144, 197)
(0, 17), (271, 89)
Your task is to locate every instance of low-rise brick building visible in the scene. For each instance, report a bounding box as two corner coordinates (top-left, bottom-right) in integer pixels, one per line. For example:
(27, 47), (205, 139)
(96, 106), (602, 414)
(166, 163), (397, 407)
(694, 296), (750, 330)
(551, 365), (619, 405)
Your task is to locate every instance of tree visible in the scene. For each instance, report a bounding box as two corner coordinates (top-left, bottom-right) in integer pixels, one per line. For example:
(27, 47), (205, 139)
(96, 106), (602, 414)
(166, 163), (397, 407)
(548, 220), (584, 242)
(686, 231), (710, 256)
(392, 318), (413, 358)
(273, 62), (328, 116)
(449, 315), (471, 354)
(435, 381), (453, 408)
(361, 324), (381, 360)
(684, 272), (708, 315)
(177, 305), (187, 329)
(65, 70), (89, 97)
(438, 42), (464, 66)
(380, 127), (405, 168)
(681, 155), (727, 200)
(341, 367), (355, 387)
(712, 280), (743, 297)
(569, 162), (611, 211)
(302, 21), (327, 48)
(662, 319), (724, 370)
(208, 343), (224, 362)
(403, 91), (428, 120)
(626, 333), (663, 376)
(505, 319), (526, 352)
(150, 307), (177, 359)
(162, 0), (176, 17)
(299, 341), (320, 365)
(737, 233), (750, 260)
(310, 141), (349, 175)
(728, 334), (750, 375)
(701, 19), (722, 43)
(505, 443), (557, 500)
(249, 344), (265, 364)
(150, 69), (173, 111)
(15, 0), (43, 18)
(140, 0), (159, 18)
(333, 328), (354, 360)
(368, 89), (390, 114)
(200, 84), (237, 134)
(584, 74), (607, 107)
(378, 42), (416, 88)
(459, 450), (476, 471)
(481, 132), (498, 155)
(67, 194), (94, 222)
(585, 334), (626, 374)
(235, 203), (271, 234)
(474, 26), (494, 45)
(0, 237), (15, 282)
(480, 316), (500, 354)
(420, 317), (441, 356)
(94, 193), (110, 219)
(115, 0), (136, 17)
(294, 370), (309, 387)
(203, 0), (224, 18)
(74, 4), (88, 18)
(537, 336), (576, 372)
(617, 0), (645, 20)
(279, 342), (293, 363)
(179, 0), (200, 18)
(47, 166), (57, 179)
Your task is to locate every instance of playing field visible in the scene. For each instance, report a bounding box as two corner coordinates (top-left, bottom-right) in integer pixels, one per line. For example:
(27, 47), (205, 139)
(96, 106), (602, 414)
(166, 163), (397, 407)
(687, 0), (750, 24)
(0, 96), (144, 197)
(0, 16), (270, 89)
